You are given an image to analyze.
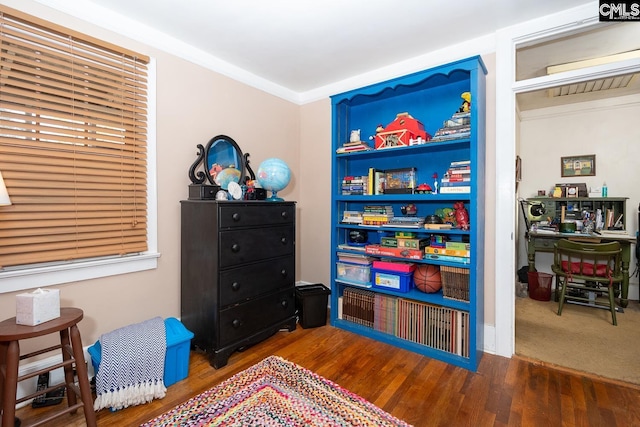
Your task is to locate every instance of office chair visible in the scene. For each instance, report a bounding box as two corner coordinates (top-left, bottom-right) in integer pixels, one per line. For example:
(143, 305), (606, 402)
(552, 238), (623, 325)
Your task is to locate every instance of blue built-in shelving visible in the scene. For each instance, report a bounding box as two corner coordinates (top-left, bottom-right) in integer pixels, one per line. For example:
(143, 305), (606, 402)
(329, 56), (486, 371)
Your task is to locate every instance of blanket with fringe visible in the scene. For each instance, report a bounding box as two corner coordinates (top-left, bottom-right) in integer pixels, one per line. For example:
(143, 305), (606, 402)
(94, 316), (167, 411)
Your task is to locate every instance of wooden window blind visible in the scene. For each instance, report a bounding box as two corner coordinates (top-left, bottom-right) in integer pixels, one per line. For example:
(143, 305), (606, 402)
(0, 6), (150, 269)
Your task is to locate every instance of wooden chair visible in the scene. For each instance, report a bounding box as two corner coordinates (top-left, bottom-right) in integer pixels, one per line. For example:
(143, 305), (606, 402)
(552, 239), (623, 325)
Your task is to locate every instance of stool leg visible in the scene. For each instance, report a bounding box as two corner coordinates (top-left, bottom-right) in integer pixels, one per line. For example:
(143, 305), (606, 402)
(70, 324), (97, 427)
(0, 342), (6, 417)
(59, 327), (78, 411)
(1, 340), (19, 427)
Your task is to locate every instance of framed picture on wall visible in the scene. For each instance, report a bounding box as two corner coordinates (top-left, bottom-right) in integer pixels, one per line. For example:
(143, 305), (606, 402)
(560, 154), (596, 177)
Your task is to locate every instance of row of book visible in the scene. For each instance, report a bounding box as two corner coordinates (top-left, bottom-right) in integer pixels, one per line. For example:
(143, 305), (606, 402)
(440, 160), (471, 194)
(341, 169), (387, 195)
(337, 287), (470, 357)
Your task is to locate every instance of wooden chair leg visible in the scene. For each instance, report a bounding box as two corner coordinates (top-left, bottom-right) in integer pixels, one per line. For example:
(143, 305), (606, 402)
(608, 286), (617, 326)
(557, 277), (567, 316)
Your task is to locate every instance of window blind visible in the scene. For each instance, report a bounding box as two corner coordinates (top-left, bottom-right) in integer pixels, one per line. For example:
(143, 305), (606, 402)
(0, 6), (150, 268)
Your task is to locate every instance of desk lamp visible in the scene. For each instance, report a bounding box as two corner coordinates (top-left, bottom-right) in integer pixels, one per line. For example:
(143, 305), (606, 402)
(0, 170), (11, 206)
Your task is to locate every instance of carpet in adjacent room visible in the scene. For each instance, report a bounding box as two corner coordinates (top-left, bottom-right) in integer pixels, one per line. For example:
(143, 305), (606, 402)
(515, 295), (640, 386)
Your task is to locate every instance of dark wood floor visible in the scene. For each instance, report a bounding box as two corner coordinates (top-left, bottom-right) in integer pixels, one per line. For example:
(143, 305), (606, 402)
(15, 322), (640, 427)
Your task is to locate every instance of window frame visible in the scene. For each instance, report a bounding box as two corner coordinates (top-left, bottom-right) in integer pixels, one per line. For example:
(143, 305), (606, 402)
(0, 52), (159, 294)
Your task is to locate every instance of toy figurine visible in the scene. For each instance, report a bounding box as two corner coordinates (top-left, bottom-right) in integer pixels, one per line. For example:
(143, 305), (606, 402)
(400, 203), (417, 216)
(454, 201), (470, 230)
(432, 172), (439, 195)
(350, 129), (361, 143)
(458, 92), (471, 113)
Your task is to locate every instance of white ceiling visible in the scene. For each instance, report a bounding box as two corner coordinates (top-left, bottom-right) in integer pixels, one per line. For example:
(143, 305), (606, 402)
(34, 0), (597, 102)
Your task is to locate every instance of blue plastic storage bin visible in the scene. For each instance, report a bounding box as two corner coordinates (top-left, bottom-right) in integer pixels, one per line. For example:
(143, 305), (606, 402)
(371, 268), (413, 293)
(88, 317), (194, 387)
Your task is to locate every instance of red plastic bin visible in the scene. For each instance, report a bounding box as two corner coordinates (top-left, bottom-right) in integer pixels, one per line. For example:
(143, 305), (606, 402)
(528, 271), (553, 301)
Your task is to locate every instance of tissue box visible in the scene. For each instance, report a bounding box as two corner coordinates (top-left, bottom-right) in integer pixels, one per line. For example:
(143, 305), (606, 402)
(16, 288), (60, 326)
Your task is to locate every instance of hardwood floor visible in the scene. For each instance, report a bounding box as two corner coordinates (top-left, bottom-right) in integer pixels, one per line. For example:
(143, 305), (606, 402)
(14, 323), (640, 426)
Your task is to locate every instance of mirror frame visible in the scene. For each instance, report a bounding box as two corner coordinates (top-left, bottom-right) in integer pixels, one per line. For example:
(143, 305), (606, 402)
(203, 135), (245, 186)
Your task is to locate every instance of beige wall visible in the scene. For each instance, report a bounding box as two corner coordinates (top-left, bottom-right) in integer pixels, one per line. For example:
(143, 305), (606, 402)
(0, 1), (500, 355)
(0, 0), (300, 353)
(298, 100), (332, 286)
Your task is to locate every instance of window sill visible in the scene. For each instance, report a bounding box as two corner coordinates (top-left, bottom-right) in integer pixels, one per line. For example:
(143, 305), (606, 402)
(0, 252), (160, 294)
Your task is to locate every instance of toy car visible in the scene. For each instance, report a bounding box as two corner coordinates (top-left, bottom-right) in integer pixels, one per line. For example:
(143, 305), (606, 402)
(415, 183), (433, 194)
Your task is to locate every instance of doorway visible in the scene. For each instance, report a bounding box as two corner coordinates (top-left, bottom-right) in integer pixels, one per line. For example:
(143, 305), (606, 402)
(513, 25), (640, 376)
(494, 8), (640, 362)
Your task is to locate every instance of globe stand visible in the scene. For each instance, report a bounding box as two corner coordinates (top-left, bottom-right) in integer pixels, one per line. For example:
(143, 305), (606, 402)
(267, 190), (284, 202)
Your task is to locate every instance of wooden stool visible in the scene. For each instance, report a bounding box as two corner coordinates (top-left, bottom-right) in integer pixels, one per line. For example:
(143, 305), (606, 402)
(0, 307), (96, 427)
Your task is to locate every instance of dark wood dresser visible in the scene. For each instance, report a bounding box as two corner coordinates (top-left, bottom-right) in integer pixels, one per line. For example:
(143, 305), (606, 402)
(180, 200), (297, 368)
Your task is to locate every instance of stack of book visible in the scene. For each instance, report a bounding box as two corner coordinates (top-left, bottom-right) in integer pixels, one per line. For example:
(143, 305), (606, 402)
(337, 252), (374, 265)
(336, 140), (372, 154)
(341, 210), (363, 224)
(361, 205), (394, 226)
(341, 175), (367, 195)
(424, 241), (470, 264)
(383, 217), (426, 228)
(440, 160), (471, 194)
(431, 111), (471, 142)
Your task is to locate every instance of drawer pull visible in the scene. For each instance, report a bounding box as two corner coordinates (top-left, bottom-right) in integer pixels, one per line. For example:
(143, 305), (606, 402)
(280, 237), (287, 245)
(280, 300), (288, 308)
(280, 269), (287, 277)
(281, 211), (288, 220)
(232, 319), (242, 328)
(232, 212), (241, 222)
(231, 243), (240, 253)
(231, 282), (240, 291)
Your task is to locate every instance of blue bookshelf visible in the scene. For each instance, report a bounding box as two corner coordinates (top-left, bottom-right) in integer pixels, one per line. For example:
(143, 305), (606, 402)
(329, 56), (486, 371)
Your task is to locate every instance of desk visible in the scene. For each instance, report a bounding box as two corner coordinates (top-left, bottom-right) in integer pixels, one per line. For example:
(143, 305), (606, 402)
(526, 231), (635, 308)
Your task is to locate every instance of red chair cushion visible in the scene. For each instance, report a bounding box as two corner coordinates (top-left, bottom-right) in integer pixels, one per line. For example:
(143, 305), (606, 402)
(561, 260), (608, 277)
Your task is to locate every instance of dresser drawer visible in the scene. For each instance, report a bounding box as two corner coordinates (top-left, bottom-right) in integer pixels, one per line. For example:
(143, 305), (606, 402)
(218, 288), (295, 347)
(219, 225), (294, 267)
(219, 257), (294, 307)
(219, 204), (294, 229)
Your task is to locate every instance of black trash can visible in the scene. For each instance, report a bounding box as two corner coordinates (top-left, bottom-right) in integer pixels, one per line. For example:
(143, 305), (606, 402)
(295, 284), (331, 328)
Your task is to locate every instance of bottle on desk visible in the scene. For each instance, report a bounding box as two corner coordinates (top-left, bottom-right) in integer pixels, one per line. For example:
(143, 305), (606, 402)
(602, 182), (608, 197)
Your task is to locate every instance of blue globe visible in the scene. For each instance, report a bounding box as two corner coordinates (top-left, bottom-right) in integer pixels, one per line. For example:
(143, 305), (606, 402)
(256, 158), (291, 201)
(214, 167), (241, 190)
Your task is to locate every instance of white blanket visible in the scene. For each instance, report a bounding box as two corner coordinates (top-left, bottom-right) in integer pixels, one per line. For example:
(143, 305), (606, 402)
(94, 316), (167, 411)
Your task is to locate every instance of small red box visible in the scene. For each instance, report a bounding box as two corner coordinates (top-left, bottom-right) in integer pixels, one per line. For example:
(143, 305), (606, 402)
(372, 260), (416, 273)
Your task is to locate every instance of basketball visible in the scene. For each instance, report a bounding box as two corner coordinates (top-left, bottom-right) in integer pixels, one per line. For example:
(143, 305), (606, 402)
(414, 264), (442, 293)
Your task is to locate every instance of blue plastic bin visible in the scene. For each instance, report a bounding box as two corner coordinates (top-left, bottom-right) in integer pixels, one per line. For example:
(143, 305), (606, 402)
(88, 317), (194, 387)
(371, 267), (413, 293)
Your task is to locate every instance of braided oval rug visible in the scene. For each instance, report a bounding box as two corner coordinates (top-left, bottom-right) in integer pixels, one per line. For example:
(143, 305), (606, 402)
(141, 355), (411, 427)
